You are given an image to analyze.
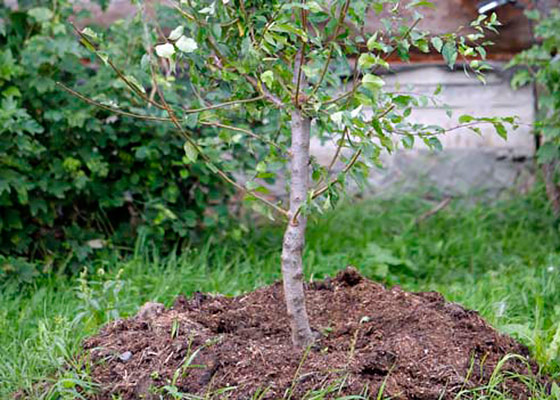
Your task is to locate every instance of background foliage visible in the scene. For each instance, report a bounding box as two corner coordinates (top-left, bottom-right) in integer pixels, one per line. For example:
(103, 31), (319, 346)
(0, 1), (235, 281)
(508, 8), (560, 165)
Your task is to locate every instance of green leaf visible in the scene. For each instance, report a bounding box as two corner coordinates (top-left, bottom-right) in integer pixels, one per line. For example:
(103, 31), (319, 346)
(493, 122), (507, 139)
(367, 33), (379, 51)
(358, 53), (376, 69)
(261, 70), (274, 88)
(476, 46), (487, 59)
(402, 135), (414, 149)
(442, 41), (458, 69)
(425, 137), (443, 151)
(307, 1), (323, 13)
(183, 141), (198, 163)
(185, 114), (198, 129)
(94, 51), (108, 66)
(3, 86), (21, 98)
(358, 53), (388, 70)
(270, 24), (308, 42)
(407, 0), (435, 8)
(511, 69), (532, 89)
(372, 3), (383, 14)
(81, 27), (100, 43)
(458, 114), (474, 123)
(330, 111), (344, 128)
(28, 7), (53, 23)
(431, 37), (443, 53)
(362, 74), (385, 92)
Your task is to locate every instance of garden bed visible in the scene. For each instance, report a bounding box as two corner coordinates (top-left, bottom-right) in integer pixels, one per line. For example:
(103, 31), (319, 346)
(83, 267), (540, 399)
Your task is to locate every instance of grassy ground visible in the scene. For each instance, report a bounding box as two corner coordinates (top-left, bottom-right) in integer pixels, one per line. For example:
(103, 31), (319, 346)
(1, 189), (560, 399)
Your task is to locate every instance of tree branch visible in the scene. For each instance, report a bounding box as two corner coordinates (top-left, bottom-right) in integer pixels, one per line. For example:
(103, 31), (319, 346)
(415, 197), (452, 224)
(294, 45), (306, 108)
(309, 105), (395, 201)
(179, 6), (285, 109)
(57, 83), (170, 122)
(307, 0), (350, 100)
(199, 121), (284, 151)
(70, 22), (167, 111)
(184, 95), (265, 114)
(58, 85), (282, 154)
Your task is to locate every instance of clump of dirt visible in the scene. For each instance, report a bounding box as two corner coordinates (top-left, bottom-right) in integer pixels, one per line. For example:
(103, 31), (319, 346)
(83, 267), (542, 399)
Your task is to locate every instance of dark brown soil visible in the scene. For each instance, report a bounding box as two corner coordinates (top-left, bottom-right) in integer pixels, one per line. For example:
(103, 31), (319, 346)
(83, 268), (542, 399)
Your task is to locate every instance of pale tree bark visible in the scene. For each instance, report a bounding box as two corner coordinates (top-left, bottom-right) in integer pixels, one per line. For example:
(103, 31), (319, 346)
(542, 162), (560, 216)
(281, 108), (314, 348)
(281, 47), (314, 348)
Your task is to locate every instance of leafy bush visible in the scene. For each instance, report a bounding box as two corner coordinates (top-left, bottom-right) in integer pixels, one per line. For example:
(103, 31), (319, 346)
(0, 1), (233, 280)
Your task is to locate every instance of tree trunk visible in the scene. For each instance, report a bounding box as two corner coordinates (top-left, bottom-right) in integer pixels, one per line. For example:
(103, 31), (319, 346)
(531, 1), (560, 217)
(542, 162), (560, 217)
(281, 108), (314, 348)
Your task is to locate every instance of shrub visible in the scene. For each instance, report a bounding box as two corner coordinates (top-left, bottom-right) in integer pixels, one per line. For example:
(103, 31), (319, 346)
(0, 1), (233, 280)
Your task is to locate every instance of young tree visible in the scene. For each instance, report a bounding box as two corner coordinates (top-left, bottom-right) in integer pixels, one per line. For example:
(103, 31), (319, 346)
(62, 0), (514, 348)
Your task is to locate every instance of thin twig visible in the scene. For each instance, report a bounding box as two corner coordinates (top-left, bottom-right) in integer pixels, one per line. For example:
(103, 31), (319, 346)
(59, 84), (282, 153)
(199, 121), (284, 151)
(310, 105), (395, 201)
(312, 128), (347, 191)
(308, 48), (333, 100)
(239, 0), (255, 43)
(294, 5), (308, 109)
(184, 96), (265, 114)
(255, 5), (283, 49)
(70, 22), (167, 111)
(308, 0), (350, 99)
(322, 89), (354, 106)
(415, 197), (452, 224)
(57, 83), (170, 122)
(326, 128), (348, 173)
(294, 45), (306, 108)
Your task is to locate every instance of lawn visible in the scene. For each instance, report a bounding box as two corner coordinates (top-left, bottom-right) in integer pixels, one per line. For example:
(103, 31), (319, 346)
(1, 188), (559, 399)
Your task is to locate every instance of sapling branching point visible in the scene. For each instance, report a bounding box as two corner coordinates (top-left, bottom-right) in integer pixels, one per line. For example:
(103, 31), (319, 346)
(62, 0), (517, 348)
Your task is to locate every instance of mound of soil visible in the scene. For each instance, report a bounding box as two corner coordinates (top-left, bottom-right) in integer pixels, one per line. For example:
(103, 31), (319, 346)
(83, 268), (541, 399)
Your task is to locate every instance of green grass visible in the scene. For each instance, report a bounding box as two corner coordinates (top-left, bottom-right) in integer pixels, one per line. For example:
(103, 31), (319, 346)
(1, 188), (560, 399)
